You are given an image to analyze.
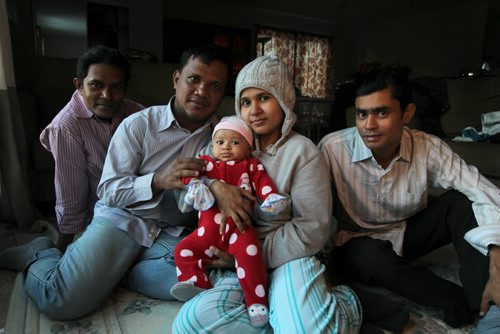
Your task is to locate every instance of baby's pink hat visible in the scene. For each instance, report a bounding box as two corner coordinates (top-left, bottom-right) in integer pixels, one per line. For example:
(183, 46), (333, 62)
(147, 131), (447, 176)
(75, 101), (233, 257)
(213, 116), (254, 146)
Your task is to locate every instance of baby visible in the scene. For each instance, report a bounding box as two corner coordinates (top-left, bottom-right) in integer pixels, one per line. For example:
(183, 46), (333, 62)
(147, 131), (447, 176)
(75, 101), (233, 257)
(170, 116), (287, 327)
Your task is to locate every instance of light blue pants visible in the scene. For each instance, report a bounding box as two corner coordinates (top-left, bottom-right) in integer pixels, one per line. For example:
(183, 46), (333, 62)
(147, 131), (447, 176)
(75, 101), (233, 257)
(22, 217), (182, 320)
(172, 256), (362, 334)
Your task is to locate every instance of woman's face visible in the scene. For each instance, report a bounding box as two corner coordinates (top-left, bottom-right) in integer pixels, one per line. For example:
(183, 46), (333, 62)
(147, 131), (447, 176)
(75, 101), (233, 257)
(239, 87), (284, 147)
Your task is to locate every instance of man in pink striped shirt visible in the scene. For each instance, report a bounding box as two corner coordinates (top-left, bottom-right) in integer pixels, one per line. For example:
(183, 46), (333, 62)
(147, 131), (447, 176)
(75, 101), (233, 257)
(40, 45), (144, 250)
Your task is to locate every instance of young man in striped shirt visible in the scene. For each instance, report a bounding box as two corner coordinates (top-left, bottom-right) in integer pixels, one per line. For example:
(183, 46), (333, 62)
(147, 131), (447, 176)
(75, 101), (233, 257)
(319, 66), (500, 332)
(40, 45), (144, 250)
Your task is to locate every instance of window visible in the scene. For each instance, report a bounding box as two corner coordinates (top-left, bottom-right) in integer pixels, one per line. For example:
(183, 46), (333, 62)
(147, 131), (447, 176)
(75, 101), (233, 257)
(256, 27), (334, 99)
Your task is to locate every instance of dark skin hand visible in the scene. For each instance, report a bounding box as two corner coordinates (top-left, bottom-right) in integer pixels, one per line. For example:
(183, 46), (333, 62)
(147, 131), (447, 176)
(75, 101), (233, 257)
(208, 246), (236, 268)
(209, 181), (255, 234)
(206, 181), (257, 268)
(480, 245), (500, 316)
(154, 161), (254, 269)
(152, 157), (207, 192)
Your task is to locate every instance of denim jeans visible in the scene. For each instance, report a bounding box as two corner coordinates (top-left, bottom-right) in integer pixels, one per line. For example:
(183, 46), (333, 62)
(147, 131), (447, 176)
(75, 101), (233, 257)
(23, 217), (182, 320)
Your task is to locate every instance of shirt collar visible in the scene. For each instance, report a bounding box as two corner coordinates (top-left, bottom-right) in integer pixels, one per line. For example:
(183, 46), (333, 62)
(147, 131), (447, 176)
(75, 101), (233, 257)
(351, 127), (412, 164)
(352, 129), (373, 163)
(74, 91), (94, 119)
(159, 96), (219, 133)
(73, 90), (126, 125)
(158, 96), (178, 132)
(399, 127), (412, 163)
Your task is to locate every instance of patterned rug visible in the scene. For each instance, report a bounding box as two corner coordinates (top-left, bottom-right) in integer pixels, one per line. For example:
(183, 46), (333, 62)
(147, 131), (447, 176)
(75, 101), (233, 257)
(5, 245), (476, 333)
(5, 274), (182, 334)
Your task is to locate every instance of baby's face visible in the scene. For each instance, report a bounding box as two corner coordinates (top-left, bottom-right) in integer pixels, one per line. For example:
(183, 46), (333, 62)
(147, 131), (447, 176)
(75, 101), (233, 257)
(211, 129), (252, 161)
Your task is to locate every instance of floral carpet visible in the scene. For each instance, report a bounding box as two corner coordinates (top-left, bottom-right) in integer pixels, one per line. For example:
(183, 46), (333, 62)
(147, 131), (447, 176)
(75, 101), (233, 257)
(4, 244), (475, 333)
(6, 274), (182, 334)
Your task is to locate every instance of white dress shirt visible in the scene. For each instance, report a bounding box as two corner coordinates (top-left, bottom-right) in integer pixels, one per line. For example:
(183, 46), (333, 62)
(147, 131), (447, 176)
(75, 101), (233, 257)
(95, 98), (218, 247)
(319, 127), (500, 256)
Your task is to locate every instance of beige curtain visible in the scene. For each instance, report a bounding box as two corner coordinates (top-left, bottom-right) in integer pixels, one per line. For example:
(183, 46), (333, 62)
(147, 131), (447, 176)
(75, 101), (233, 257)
(0, 0), (36, 229)
(295, 34), (334, 98)
(256, 27), (334, 99)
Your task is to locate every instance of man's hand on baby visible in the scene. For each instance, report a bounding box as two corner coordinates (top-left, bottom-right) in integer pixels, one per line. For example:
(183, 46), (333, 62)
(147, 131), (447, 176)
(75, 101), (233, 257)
(152, 158), (206, 192)
(210, 181), (255, 234)
(208, 246), (235, 269)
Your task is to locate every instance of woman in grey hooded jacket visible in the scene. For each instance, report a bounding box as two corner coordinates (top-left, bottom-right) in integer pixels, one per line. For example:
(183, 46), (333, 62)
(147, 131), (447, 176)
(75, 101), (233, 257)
(173, 53), (362, 334)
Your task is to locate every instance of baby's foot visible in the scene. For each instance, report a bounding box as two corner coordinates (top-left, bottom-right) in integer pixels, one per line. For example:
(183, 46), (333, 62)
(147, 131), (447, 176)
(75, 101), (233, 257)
(248, 303), (269, 328)
(170, 281), (206, 301)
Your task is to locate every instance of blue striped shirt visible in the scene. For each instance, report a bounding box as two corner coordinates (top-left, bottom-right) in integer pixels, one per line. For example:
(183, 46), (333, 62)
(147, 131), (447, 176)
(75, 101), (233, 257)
(95, 98), (218, 247)
(319, 127), (500, 256)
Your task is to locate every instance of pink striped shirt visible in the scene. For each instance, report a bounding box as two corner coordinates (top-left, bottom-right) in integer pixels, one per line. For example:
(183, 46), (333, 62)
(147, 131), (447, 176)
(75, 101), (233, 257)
(40, 90), (144, 233)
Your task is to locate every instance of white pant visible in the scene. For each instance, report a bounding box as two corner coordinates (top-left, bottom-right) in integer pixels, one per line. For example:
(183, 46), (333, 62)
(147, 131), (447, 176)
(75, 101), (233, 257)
(172, 256), (361, 334)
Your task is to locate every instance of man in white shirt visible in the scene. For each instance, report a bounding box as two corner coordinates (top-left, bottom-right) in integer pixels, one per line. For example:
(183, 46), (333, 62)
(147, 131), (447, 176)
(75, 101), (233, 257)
(319, 66), (500, 331)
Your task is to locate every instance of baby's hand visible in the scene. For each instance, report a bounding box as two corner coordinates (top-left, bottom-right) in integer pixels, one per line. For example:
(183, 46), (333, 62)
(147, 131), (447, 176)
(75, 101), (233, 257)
(184, 178), (214, 211)
(260, 193), (288, 216)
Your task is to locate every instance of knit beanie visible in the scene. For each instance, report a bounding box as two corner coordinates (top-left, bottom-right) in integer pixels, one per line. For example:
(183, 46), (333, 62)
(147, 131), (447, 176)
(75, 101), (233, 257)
(235, 52), (296, 136)
(213, 116), (254, 146)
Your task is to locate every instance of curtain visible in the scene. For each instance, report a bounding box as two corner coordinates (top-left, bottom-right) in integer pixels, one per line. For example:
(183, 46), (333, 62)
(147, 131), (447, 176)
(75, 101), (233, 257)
(295, 34), (334, 98)
(256, 27), (334, 99)
(257, 28), (296, 72)
(0, 0), (36, 229)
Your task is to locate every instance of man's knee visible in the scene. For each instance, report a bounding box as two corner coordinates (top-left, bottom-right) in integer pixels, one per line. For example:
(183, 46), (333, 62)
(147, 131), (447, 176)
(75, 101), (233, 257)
(336, 237), (397, 279)
(441, 190), (471, 206)
(439, 190), (477, 232)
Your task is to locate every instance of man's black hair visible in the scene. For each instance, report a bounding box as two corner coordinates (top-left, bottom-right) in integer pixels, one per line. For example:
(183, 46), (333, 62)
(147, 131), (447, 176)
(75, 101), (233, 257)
(76, 45), (131, 83)
(355, 65), (412, 110)
(178, 45), (232, 75)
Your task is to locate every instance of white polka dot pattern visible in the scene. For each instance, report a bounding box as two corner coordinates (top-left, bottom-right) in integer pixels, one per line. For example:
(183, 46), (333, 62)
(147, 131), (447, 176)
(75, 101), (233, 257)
(229, 233), (238, 244)
(237, 267), (245, 278)
(246, 244), (258, 256)
(180, 249), (193, 257)
(204, 248), (214, 257)
(255, 284), (266, 297)
(261, 186), (272, 195)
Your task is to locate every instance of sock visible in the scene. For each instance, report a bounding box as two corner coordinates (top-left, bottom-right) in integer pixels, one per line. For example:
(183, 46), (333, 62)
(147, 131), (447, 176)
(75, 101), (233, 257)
(170, 281), (207, 301)
(248, 303), (269, 328)
(0, 237), (54, 271)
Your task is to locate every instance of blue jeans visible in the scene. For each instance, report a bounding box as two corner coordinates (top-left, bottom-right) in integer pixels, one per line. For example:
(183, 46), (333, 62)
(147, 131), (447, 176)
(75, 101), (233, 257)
(23, 217), (182, 320)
